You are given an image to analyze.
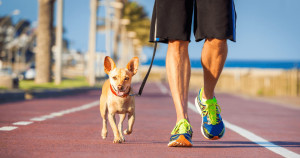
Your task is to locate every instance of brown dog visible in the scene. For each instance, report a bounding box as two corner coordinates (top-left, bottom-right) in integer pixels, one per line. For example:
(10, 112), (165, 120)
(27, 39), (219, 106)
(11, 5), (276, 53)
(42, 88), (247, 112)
(100, 56), (139, 143)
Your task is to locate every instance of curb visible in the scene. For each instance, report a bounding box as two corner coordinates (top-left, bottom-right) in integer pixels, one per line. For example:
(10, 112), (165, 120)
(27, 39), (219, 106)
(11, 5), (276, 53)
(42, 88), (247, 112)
(0, 90), (25, 103)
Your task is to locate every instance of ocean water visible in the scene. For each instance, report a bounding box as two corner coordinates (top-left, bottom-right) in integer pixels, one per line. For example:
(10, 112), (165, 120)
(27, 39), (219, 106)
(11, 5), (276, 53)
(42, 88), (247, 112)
(141, 59), (300, 69)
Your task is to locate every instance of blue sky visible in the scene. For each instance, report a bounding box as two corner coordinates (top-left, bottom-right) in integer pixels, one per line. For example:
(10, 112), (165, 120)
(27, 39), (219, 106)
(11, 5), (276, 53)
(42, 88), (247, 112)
(1, 0), (300, 61)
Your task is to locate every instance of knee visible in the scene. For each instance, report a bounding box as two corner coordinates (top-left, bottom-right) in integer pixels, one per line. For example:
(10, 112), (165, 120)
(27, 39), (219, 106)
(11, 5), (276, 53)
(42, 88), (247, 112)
(205, 38), (227, 48)
(168, 40), (189, 57)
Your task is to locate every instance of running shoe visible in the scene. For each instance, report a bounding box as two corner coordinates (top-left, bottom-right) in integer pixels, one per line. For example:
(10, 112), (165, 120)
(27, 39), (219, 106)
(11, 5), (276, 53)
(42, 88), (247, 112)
(195, 88), (225, 140)
(168, 119), (193, 147)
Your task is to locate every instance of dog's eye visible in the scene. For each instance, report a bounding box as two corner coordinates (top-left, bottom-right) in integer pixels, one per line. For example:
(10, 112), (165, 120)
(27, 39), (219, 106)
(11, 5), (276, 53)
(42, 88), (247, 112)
(113, 77), (117, 80)
(125, 77), (129, 81)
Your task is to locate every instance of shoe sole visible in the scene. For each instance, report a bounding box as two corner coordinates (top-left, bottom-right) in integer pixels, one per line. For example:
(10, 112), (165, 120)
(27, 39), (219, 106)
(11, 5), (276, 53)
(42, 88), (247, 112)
(168, 135), (193, 147)
(194, 97), (223, 140)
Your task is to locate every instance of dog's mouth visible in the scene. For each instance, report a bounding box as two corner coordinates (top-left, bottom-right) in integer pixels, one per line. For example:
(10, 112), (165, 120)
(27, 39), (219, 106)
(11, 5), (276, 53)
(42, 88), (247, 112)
(116, 90), (125, 96)
(112, 85), (128, 97)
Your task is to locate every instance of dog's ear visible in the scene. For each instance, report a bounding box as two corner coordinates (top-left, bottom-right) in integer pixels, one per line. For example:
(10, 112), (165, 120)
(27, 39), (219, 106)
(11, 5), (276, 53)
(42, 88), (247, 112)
(126, 57), (139, 75)
(104, 56), (116, 74)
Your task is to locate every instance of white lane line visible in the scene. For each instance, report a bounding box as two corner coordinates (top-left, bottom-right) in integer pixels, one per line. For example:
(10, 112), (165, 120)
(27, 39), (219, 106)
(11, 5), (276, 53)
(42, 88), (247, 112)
(12, 121), (33, 126)
(156, 82), (169, 95)
(222, 119), (300, 158)
(0, 126), (18, 131)
(30, 100), (99, 122)
(187, 102), (300, 158)
(0, 100), (99, 132)
(157, 82), (300, 158)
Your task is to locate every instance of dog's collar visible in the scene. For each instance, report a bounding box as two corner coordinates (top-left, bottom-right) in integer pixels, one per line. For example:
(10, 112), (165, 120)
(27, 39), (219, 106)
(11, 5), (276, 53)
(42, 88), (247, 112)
(110, 84), (131, 98)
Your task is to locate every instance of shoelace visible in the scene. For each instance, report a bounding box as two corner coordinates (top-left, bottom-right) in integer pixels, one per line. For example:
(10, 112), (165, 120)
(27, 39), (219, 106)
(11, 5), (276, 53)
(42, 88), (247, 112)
(202, 103), (221, 125)
(171, 119), (191, 135)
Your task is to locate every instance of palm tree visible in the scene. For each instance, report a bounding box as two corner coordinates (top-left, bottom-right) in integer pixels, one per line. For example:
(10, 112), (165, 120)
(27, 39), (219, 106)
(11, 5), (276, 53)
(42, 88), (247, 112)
(111, 0), (127, 62)
(122, 1), (151, 47)
(35, 0), (55, 84)
(112, 1), (150, 61)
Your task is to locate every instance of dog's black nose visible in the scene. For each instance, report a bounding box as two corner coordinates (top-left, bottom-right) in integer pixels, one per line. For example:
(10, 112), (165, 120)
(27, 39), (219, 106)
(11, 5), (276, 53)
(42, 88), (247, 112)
(117, 85), (123, 90)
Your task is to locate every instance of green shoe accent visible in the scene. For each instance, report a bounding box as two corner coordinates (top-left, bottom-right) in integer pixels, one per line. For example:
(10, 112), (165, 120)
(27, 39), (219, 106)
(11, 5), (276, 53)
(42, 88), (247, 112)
(171, 119), (193, 136)
(198, 88), (221, 125)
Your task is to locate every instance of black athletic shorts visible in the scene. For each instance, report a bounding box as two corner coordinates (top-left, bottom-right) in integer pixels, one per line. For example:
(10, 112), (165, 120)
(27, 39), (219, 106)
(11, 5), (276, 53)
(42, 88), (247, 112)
(149, 0), (236, 43)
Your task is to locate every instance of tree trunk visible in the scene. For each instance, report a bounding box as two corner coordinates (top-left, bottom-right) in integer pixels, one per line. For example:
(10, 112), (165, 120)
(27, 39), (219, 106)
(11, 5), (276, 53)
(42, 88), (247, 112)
(112, 0), (125, 62)
(87, 0), (98, 86)
(35, 0), (54, 84)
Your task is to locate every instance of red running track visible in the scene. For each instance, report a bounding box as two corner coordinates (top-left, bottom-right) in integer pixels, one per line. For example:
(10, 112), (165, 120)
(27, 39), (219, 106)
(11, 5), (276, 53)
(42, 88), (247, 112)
(0, 82), (299, 158)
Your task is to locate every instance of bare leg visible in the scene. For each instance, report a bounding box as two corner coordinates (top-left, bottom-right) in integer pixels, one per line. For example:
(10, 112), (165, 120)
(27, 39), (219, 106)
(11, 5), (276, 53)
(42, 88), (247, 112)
(166, 40), (191, 123)
(201, 39), (228, 99)
(118, 114), (126, 142)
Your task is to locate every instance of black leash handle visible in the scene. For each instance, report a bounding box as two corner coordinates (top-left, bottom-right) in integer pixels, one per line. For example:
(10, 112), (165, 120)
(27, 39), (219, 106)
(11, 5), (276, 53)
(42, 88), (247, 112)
(136, 42), (158, 96)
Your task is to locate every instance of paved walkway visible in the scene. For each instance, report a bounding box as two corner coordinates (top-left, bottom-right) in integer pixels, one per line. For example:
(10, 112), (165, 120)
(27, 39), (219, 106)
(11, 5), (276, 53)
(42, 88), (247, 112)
(0, 82), (299, 157)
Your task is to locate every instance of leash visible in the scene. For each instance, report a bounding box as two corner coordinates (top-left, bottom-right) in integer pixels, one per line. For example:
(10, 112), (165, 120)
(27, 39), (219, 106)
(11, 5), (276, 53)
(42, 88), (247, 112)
(130, 42), (158, 97)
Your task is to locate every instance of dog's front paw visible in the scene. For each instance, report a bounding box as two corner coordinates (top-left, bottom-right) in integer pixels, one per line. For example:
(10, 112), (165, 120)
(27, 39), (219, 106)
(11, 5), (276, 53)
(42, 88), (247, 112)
(113, 138), (123, 144)
(123, 129), (132, 135)
(101, 130), (107, 139)
(101, 132), (107, 139)
(120, 136), (125, 142)
(121, 136), (125, 142)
